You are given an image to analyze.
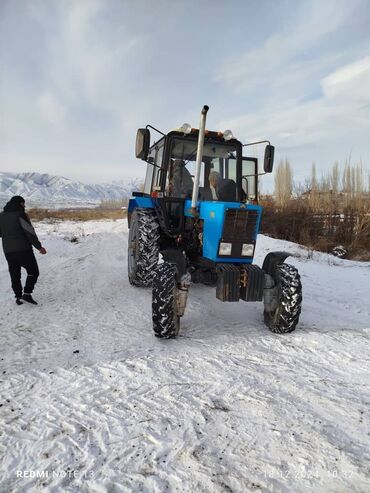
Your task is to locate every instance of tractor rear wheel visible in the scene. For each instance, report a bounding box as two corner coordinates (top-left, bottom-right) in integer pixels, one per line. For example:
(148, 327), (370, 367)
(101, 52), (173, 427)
(264, 263), (302, 333)
(128, 208), (160, 287)
(152, 262), (180, 338)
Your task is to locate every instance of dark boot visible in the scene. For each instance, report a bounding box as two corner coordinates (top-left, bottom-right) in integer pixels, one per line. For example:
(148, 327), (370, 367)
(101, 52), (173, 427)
(22, 294), (38, 305)
(16, 298), (23, 305)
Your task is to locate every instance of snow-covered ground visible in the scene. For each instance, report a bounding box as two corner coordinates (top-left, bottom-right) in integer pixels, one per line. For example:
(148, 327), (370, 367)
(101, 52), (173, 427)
(0, 219), (369, 493)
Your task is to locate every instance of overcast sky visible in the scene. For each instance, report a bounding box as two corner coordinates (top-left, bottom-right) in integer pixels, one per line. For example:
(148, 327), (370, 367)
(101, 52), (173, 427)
(1, 0), (369, 188)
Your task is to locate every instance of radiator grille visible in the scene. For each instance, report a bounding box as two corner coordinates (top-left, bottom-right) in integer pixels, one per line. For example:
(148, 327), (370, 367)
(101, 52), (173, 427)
(222, 209), (259, 242)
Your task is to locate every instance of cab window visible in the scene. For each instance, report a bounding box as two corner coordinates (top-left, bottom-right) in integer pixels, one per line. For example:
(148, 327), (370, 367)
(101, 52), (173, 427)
(152, 144), (164, 190)
(166, 138), (239, 201)
(143, 147), (156, 194)
(144, 144), (164, 194)
(242, 158), (257, 200)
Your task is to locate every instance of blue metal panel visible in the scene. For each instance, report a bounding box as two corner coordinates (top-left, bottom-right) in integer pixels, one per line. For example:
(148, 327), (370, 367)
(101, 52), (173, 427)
(128, 196), (155, 214)
(184, 199), (262, 263)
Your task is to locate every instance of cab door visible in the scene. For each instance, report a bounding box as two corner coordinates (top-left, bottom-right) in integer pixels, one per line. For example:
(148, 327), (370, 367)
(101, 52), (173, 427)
(242, 157), (258, 201)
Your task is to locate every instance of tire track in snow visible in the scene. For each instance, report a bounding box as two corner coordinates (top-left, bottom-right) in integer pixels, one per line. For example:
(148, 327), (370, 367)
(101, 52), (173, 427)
(1, 220), (370, 492)
(1, 350), (369, 492)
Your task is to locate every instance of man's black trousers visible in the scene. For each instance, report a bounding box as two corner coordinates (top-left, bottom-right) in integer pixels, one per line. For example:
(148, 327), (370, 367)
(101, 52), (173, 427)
(5, 249), (39, 298)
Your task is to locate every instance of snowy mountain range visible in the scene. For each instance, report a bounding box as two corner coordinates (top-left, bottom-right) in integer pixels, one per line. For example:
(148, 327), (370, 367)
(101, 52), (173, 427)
(0, 172), (141, 208)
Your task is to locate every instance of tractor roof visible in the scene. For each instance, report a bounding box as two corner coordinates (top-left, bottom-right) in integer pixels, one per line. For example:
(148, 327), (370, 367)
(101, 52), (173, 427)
(167, 128), (240, 144)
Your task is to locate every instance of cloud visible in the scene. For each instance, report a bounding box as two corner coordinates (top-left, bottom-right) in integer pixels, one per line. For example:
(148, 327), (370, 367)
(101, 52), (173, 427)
(212, 0), (370, 184)
(216, 53), (370, 187)
(322, 55), (370, 100)
(213, 0), (369, 119)
(1, 0), (369, 185)
(43, 1), (145, 115)
(218, 54), (370, 141)
(38, 93), (66, 127)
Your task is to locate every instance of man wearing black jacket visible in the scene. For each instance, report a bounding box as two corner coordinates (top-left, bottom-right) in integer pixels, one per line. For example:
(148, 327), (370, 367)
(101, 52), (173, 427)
(0, 196), (47, 305)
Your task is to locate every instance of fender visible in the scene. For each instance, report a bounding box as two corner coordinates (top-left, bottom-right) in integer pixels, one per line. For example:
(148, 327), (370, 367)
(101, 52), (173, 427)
(128, 197), (155, 227)
(262, 251), (291, 278)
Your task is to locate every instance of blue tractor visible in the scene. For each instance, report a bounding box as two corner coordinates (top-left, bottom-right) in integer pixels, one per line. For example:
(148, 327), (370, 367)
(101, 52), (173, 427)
(128, 106), (302, 338)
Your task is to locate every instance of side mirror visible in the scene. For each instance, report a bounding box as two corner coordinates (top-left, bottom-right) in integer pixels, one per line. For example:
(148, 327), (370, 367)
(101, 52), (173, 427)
(264, 145), (275, 173)
(135, 128), (150, 160)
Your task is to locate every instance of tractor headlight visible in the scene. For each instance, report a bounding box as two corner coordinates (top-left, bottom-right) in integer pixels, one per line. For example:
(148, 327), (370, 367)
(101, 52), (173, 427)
(219, 242), (232, 256)
(241, 243), (254, 256)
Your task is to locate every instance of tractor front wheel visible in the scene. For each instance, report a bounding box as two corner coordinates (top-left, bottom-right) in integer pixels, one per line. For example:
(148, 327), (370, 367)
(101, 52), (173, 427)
(264, 263), (302, 333)
(152, 262), (180, 339)
(128, 208), (160, 287)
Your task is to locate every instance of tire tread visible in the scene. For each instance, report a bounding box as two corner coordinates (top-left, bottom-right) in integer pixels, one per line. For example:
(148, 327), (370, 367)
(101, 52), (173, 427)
(152, 262), (179, 338)
(264, 263), (302, 334)
(128, 208), (160, 287)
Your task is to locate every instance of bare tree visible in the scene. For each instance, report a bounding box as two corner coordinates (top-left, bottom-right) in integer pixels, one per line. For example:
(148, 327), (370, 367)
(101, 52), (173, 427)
(331, 162), (340, 194)
(309, 163), (319, 210)
(274, 159), (293, 208)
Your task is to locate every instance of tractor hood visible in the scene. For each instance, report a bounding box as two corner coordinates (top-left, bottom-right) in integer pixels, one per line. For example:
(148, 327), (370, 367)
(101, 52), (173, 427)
(184, 200), (262, 263)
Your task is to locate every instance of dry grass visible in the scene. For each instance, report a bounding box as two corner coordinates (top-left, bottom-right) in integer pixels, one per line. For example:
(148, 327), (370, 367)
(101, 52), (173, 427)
(269, 160), (370, 260)
(28, 207), (126, 222)
(261, 200), (370, 261)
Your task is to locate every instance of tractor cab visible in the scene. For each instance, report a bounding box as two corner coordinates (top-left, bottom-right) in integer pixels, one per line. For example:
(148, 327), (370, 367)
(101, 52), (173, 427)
(138, 127), (263, 204)
(128, 106), (302, 339)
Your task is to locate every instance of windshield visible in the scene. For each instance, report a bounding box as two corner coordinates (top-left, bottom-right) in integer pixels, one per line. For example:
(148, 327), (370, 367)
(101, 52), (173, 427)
(166, 138), (240, 201)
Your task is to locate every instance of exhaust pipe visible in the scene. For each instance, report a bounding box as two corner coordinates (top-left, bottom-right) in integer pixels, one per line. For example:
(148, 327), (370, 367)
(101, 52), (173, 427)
(191, 105), (209, 211)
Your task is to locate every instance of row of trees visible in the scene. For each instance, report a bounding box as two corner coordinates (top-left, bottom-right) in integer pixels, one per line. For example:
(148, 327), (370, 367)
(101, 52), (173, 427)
(268, 160), (370, 259)
(274, 160), (370, 211)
